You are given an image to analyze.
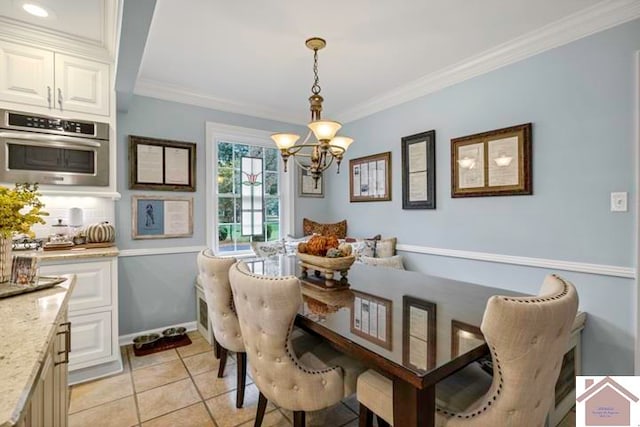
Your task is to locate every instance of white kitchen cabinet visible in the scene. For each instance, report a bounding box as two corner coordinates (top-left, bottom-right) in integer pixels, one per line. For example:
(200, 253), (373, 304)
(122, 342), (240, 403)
(17, 312), (70, 427)
(54, 53), (109, 116)
(0, 40), (53, 108)
(0, 40), (109, 116)
(39, 255), (120, 384)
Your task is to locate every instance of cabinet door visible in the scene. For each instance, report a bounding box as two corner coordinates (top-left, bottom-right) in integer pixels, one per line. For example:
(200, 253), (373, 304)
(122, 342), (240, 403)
(0, 40), (54, 108)
(40, 261), (112, 311)
(68, 311), (112, 367)
(54, 53), (109, 116)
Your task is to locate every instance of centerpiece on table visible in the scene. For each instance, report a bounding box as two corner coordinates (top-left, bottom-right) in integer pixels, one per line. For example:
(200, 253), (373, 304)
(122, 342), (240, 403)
(0, 183), (47, 283)
(297, 235), (355, 290)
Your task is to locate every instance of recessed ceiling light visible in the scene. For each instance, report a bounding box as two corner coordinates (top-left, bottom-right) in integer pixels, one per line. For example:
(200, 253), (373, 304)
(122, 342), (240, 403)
(22, 3), (49, 18)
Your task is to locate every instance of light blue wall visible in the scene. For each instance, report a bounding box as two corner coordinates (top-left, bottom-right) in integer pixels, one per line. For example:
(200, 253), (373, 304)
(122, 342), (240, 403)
(313, 19), (640, 374)
(116, 95), (305, 334)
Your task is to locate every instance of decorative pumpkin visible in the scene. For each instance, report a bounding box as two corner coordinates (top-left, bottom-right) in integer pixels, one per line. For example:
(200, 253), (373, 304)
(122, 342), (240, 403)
(338, 243), (353, 256)
(84, 221), (115, 243)
(326, 248), (343, 258)
(298, 242), (308, 254)
(305, 235), (340, 256)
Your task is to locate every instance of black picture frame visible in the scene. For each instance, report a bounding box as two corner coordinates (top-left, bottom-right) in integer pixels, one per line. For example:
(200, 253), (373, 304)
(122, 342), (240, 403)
(402, 130), (436, 209)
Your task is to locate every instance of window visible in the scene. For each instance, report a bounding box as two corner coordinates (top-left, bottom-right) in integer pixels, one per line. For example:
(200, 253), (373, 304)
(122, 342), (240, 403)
(206, 123), (294, 255)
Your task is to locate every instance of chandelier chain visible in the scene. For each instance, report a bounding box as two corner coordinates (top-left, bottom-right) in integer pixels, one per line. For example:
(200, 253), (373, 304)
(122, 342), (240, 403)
(311, 49), (321, 95)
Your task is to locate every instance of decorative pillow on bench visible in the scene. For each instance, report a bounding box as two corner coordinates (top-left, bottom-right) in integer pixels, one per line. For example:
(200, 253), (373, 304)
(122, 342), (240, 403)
(360, 255), (405, 270)
(303, 218), (347, 239)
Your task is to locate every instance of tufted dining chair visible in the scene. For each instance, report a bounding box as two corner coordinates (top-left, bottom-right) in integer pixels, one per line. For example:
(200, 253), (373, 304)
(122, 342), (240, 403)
(357, 274), (579, 427)
(229, 260), (365, 427)
(196, 249), (247, 408)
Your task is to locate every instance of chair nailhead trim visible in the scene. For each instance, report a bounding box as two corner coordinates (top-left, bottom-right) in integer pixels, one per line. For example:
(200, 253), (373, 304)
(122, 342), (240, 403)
(436, 276), (571, 420)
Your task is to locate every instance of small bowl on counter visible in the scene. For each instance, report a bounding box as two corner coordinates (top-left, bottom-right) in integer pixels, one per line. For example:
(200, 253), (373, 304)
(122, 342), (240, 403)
(133, 333), (160, 349)
(162, 327), (187, 340)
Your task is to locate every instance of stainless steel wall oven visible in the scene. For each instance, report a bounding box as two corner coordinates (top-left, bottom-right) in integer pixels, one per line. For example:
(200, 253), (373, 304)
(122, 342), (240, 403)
(0, 109), (109, 186)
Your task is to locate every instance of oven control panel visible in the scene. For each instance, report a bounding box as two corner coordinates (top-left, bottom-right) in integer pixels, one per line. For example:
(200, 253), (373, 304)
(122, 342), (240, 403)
(7, 112), (96, 136)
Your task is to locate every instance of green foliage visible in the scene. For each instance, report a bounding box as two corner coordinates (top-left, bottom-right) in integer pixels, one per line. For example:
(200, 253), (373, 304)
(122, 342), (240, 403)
(0, 183), (48, 238)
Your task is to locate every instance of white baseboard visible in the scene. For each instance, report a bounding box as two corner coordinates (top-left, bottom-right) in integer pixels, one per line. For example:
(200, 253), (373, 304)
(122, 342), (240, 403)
(118, 320), (198, 346)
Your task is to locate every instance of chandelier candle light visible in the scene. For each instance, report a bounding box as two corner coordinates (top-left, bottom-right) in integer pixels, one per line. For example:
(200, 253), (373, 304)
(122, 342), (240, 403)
(271, 37), (354, 188)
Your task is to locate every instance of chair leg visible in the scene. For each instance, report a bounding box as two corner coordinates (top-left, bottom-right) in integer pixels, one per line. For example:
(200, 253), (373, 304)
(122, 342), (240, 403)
(236, 352), (247, 408)
(293, 411), (306, 427)
(376, 415), (391, 427)
(254, 392), (268, 427)
(212, 335), (220, 359)
(359, 403), (373, 427)
(217, 347), (228, 378)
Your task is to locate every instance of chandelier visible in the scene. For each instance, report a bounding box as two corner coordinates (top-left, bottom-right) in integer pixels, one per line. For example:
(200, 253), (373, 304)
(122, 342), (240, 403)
(271, 37), (354, 188)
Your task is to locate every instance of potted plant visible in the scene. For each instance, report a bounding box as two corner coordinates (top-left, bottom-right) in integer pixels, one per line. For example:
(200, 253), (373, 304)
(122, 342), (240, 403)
(0, 183), (47, 282)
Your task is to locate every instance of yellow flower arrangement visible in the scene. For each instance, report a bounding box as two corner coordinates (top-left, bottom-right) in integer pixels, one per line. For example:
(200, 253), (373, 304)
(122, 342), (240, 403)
(0, 183), (48, 239)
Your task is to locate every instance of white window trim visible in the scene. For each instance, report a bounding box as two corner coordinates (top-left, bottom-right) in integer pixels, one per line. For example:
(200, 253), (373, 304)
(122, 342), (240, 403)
(205, 121), (295, 254)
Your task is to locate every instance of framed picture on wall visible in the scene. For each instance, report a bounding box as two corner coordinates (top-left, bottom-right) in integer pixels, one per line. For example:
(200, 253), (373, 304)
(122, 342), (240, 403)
(132, 195), (193, 239)
(129, 135), (197, 192)
(298, 169), (324, 198)
(451, 123), (532, 197)
(349, 152), (392, 202)
(402, 130), (436, 209)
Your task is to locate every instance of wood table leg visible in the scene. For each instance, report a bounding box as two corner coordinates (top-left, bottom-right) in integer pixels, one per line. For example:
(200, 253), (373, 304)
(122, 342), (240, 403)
(393, 379), (435, 427)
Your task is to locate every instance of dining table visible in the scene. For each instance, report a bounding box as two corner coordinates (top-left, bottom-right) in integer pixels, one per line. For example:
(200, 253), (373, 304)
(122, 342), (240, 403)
(245, 255), (526, 427)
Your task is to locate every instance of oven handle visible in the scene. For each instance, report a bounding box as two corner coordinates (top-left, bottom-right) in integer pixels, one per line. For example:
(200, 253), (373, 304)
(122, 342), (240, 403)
(0, 131), (102, 148)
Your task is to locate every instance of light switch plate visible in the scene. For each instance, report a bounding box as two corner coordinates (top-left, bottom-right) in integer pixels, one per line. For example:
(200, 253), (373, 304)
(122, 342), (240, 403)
(611, 192), (628, 212)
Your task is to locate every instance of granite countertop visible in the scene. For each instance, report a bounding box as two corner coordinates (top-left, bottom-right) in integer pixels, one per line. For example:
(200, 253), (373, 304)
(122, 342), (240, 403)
(0, 275), (76, 427)
(18, 246), (119, 261)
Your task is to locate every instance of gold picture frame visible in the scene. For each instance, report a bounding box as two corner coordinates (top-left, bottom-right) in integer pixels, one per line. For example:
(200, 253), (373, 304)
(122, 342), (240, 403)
(451, 123), (532, 197)
(349, 152), (392, 202)
(132, 195), (193, 239)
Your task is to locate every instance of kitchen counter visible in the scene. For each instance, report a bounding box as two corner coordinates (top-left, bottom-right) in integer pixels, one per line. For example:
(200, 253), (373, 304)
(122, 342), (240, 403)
(19, 246), (119, 261)
(0, 275), (76, 427)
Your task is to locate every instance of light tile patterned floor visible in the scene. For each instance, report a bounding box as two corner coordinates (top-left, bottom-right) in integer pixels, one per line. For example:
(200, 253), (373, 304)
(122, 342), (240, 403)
(67, 331), (357, 427)
(68, 330), (577, 427)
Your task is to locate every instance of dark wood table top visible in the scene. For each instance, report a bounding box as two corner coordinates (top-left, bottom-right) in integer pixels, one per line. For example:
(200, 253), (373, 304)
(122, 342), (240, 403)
(245, 255), (526, 388)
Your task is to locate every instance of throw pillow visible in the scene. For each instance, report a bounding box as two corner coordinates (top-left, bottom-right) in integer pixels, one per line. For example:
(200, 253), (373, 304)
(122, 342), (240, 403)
(302, 218), (347, 239)
(250, 241), (285, 258)
(360, 255), (405, 270)
(350, 240), (376, 258)
(375, 237), (397, 258)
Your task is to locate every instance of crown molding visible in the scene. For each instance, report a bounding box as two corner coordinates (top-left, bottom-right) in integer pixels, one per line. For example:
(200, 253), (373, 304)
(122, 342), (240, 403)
(0, 0), (115, 62)
(134, 78), (303, 125)
(338, 0), (640, 123)
(397, 244), (635, 279)
(103, 0), (120, 60)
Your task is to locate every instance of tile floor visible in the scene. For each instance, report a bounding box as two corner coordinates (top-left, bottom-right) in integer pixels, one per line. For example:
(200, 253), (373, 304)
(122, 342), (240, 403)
(68, 330), (577, 427)
(68, 331), (360, 427)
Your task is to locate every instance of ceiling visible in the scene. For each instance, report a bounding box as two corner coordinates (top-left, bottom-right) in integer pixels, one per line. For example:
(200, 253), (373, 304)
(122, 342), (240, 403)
(0, 0), (104, 43)
(135, 0), (612, 124)
(0, 1), (634, 124)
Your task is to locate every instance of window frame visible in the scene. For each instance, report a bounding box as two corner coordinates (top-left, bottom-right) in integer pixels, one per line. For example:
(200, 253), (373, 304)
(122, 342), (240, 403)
(205, 122), (294, 256)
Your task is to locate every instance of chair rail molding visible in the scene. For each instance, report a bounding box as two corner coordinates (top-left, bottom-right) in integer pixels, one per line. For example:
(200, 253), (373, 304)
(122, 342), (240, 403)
(118, 246), (207, 257)
(397, 244), (635, 279)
